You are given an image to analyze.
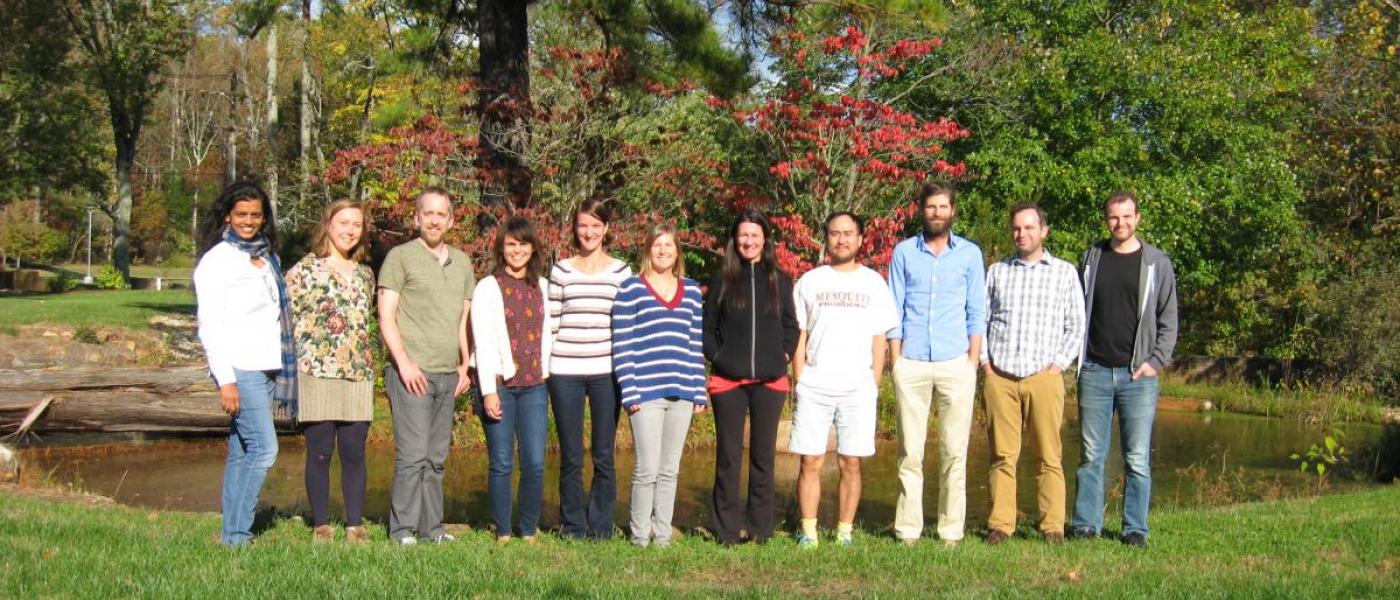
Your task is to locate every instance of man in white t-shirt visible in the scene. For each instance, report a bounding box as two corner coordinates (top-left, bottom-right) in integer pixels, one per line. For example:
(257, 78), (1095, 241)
(789, 211), (900, 549)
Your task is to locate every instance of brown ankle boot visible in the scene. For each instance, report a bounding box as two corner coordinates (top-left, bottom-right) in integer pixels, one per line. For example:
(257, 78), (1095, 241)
(313, 525), (336, 543)
(345, 526), (368, 545)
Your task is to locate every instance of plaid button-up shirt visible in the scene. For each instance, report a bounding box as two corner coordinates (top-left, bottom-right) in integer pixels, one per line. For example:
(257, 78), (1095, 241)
(980, 251), (1086, 378)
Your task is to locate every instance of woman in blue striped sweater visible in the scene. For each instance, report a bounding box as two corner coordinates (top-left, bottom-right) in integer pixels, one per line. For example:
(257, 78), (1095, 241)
(611, 224), (707, 548)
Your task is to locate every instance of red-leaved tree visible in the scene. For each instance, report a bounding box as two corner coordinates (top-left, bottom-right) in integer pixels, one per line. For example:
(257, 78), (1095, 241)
(701, 23), (971, 276)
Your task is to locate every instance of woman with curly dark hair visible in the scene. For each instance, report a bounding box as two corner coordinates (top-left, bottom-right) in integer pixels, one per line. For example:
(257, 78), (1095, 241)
(193, 181), (294, 547)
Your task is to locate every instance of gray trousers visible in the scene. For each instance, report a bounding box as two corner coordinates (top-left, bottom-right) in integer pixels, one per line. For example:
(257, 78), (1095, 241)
(387, 367), (459, 540)
(627, 399), (693, 546)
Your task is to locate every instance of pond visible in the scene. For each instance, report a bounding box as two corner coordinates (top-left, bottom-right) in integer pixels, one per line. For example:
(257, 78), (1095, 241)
(18, 408), (1392, 535)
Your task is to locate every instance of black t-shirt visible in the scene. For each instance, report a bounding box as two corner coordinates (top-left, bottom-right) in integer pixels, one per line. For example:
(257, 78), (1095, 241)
(1086, 246), (1141, 367)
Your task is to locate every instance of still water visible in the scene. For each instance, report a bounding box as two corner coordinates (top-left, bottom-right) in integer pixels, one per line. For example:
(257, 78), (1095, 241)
(20, 409), (1386, 533)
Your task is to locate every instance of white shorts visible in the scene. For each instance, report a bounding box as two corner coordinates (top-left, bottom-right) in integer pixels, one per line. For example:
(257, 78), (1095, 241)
(788, 379), (877, 457)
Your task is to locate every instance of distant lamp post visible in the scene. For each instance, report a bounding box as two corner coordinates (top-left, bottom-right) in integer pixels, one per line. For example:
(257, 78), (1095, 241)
(82, 208), (95, 285)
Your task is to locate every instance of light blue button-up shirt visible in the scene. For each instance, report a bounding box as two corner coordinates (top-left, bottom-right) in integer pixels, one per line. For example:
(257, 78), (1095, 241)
(887, 232), (987, 362)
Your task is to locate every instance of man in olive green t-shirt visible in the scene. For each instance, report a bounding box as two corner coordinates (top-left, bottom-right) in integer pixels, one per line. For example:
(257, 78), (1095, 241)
(378, 187), (476, 545)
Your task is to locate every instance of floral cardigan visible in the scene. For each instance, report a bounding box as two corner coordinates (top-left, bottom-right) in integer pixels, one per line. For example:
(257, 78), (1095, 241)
(284, 253), (375, 381)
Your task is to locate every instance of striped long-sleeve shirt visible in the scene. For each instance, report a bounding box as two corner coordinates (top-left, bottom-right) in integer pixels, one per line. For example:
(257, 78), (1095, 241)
(611, 275), (707, 408)
(547, 258), (632, 376)
(981, 251), (1086, 378)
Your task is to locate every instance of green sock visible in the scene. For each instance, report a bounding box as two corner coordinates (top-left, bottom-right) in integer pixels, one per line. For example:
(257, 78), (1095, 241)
(837, 522), (854, 538)
(801, 518), (818, 538)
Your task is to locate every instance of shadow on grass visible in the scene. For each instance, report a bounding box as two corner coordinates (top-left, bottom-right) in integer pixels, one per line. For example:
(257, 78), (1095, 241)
(129, 302), (196, 317)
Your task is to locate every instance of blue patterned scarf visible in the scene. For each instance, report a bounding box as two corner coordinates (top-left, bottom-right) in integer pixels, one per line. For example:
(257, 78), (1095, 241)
(223, 226), (298, 417)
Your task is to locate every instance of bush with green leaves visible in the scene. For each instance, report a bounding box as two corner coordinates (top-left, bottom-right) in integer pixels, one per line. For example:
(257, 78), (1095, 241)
(94, 265), (130, 290)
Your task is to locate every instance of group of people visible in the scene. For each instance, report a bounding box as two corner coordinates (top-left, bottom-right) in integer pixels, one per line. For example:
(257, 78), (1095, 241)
(194, 178), (1176, 551)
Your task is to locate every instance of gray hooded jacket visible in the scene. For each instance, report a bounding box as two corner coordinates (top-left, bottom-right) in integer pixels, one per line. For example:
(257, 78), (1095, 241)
(1077, 240), (1179, 373)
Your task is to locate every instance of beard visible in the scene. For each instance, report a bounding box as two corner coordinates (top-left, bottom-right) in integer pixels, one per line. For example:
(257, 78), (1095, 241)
(925, 218), (952, 236)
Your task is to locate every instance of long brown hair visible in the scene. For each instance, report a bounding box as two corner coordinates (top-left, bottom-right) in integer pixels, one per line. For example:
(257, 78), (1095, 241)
(719, 209), (781, 314)
(309, 199), (370, 262)
(492, 215), (545, 281)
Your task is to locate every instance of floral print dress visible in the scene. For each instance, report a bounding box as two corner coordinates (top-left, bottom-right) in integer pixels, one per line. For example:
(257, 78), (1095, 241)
(285, 254), (376, 421)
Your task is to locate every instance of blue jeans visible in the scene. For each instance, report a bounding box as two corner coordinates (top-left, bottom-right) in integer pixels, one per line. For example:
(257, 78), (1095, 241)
(478, 384), (549, 537)
(221, 369), (280, 546)
(1072, 361), (1159, 537)
(548, 373), (620, 539)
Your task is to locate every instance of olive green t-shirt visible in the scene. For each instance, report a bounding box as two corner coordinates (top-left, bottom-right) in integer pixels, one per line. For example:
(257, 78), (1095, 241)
(378, 239), (477, 373)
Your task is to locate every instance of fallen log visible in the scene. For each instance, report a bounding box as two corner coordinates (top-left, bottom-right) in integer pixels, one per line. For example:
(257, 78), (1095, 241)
(0, 367), (295, 434)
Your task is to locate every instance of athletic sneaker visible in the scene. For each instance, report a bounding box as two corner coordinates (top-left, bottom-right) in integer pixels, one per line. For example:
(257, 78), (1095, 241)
(430, 532), (456, 544)
(836, 532), (854, 547)
(396, 536), (418, 547)
(795, 532), (819, 549)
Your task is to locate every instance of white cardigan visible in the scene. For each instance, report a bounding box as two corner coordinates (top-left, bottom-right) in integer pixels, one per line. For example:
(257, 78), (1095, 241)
(193, 243), (283, 386)
(471, 274), (555, 396)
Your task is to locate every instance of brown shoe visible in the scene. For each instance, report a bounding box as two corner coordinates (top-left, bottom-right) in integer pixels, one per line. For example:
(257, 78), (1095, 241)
(313, 525), (336, 543)
(985, 530), (1010, 545)
(1044, 531), (1065, 545)
(345, 526), (369, 545)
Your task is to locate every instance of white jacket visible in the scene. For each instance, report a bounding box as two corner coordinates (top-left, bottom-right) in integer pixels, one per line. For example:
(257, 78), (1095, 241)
(194, 243), (283, 386)
(471, 274), (554, 395)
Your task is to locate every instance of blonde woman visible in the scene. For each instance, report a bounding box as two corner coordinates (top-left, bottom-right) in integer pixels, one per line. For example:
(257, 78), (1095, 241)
(284, 199), (375, 544)
(612, 224), (707, 548)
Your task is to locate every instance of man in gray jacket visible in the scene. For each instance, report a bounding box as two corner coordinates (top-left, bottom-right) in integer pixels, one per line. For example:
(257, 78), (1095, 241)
(1068, 191), (1178, 548)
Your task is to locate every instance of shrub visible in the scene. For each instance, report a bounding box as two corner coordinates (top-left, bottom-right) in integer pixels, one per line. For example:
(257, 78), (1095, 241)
(50, 272), (79, 293)
(95, 265), (131, 290)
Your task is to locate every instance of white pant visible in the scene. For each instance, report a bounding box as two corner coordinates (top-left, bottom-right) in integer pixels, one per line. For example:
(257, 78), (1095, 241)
(892, 354), (977, 542)
(789, 379), (877, 457)
(627, 399), (693, 545)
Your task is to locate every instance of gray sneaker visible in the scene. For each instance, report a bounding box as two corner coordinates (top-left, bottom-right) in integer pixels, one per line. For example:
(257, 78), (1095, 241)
(396, 536), (418, 547)
(430, 532), (457, 544)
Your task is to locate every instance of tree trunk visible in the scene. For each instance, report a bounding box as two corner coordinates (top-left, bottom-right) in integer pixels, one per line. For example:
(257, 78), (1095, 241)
(225, 68), (239, 184)
(300, 0), (312, 210)
(477, 0), (532, 209)
(266, 20), (279, 219)
(111, 112), (139, 280)
(0, 367), (293, 433)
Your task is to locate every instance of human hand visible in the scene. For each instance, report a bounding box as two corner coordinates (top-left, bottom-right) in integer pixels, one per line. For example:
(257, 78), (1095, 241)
(397, 360), (428, 396)
(1045, 364), (1064, 377)
(627, 404), (641, 415)
(453, 365), (471, 397)
(483, 393), (503, 420)
(1131, 363), (1158, 380)
(219, 383), (240, 416)
(693, 403), (707, 414)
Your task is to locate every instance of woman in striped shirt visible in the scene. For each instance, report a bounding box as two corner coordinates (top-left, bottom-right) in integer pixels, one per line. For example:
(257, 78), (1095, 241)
(611, 224), (707, 548)
(547, 199), (632, 540)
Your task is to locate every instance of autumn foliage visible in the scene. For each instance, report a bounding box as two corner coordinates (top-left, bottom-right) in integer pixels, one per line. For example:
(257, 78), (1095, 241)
(323, 24), (969, 279)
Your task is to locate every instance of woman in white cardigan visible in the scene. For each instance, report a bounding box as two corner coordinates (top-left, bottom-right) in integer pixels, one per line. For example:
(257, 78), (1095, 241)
(192, 181), (295, 548)
(472, 215), (554, 543)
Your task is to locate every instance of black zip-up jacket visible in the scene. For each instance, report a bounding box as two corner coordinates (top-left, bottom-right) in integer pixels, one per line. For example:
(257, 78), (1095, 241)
(703, 262), (799, 381)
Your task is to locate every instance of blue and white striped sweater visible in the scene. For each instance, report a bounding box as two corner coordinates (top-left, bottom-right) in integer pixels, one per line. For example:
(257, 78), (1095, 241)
(611, 276), (707, 408)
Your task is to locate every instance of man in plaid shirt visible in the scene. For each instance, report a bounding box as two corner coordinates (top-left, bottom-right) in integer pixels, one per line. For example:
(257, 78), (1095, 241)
(979, 202), (1085, 545)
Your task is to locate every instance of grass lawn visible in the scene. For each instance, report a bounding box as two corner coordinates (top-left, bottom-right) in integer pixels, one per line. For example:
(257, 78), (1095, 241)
(1, 484), (1396, 598)
(0, 289), (194, 330)
(56, 262), (194, 280)
(1160, 378), (1390, 424)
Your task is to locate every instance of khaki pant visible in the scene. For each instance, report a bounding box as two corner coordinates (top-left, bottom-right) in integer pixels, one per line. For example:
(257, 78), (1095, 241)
(984, 368), (1066, 535)
(893, 354), (977, 541)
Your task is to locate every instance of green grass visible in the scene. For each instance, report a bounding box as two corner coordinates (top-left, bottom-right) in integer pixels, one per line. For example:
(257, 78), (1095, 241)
(0, 289), (194, 330)
(57, 262), (194, 279)
(1, 485), (1396, 598)
(1161, 378), (1389, 424)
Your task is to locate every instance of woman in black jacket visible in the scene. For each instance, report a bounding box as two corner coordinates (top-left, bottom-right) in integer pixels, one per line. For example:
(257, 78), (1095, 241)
(703, 209), (799, 545)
